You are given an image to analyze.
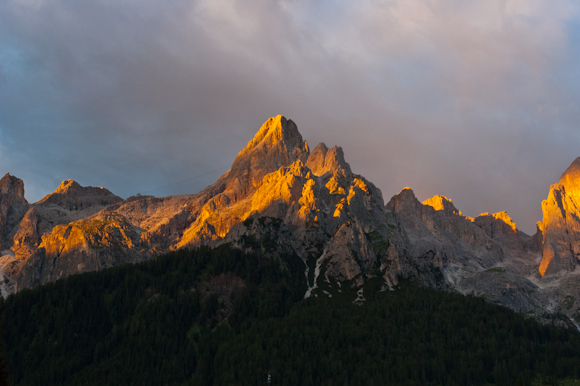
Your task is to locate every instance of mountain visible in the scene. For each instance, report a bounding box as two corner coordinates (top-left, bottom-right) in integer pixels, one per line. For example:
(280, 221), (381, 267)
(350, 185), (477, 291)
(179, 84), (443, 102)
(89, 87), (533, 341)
(539, 157), (580, 276)
(2, 115), (580, 325)
(0, 178), (123, 296)
(0, 174), (29, 252)
(9, 116), (404, 296)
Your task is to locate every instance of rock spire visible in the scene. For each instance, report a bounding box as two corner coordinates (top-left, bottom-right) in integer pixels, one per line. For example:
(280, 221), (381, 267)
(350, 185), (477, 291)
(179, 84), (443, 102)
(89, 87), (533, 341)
(539, 158), (580, 276)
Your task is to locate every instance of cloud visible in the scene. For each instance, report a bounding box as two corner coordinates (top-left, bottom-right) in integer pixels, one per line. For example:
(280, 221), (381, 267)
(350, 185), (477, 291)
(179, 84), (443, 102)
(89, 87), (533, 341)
(0, 0), (579, 233)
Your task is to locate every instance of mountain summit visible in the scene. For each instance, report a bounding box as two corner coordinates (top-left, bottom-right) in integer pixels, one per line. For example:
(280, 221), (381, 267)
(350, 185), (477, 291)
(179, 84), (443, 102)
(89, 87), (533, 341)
(228, 115), (309, 192)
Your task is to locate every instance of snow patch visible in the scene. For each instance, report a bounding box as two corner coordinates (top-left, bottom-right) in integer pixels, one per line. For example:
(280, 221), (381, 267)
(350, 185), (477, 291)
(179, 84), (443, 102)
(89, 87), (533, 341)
(569, 316), (580, 333)
(353, 287), (365, 305)
(304, 250), (328, 299)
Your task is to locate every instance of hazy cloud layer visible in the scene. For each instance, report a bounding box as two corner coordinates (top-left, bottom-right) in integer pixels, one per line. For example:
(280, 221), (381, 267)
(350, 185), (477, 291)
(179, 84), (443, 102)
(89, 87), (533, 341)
(1, 0), (580, 233)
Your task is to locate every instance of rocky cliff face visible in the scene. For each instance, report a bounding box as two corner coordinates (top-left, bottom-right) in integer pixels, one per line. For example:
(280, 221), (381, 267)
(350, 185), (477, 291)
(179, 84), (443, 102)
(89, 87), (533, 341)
(386, 189), (544, 313)
(16, 212), (144, 288)
(0, 177), (123, 295)
(538, 158), (580, 277)
(5, 116), (580, 325)
(0, 174), (29, 251)
(0, 174), (30, 297)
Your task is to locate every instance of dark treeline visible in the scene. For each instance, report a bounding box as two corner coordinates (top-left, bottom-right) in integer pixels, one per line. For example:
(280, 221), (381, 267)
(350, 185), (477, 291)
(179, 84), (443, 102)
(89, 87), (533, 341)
(0, 244), (579, 386)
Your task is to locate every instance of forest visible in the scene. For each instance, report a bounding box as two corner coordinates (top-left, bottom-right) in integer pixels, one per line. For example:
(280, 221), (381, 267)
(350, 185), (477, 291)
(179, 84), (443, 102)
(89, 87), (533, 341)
(1, 243), (580, 386)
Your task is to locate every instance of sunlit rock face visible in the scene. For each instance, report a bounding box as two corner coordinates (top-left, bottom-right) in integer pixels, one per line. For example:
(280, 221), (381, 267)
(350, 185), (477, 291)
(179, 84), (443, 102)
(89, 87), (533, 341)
(10, 180), (123, 259)
(422, 195), (462, 216)
(539, 158), (580, 276)
(176, 116), (310, 247)
(306, 143), (352, 178)
(1, 178), (122, 293)
(15, 213), (144, 290)
(227, 115), (310, 195)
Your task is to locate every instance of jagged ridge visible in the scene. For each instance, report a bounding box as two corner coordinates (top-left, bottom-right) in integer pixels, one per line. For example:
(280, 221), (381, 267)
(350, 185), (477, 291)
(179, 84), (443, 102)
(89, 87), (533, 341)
(2, 116), (580, 325)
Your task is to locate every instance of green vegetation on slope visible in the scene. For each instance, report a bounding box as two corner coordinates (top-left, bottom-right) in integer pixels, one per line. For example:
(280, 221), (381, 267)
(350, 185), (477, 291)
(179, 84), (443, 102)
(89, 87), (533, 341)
(0, 244), (579, 386)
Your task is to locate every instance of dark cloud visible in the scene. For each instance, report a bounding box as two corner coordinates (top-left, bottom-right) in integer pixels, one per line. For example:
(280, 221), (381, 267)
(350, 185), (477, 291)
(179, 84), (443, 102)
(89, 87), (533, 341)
(1, 0), (580, 234)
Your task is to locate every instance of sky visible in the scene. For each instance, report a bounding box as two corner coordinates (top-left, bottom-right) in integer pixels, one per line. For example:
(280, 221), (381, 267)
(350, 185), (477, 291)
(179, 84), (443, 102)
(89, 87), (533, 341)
(1, 0), (580, 235)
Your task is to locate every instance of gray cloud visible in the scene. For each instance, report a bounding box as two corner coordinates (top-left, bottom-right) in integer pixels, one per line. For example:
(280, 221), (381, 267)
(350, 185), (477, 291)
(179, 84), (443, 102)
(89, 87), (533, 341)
(1, 0), (580, 234)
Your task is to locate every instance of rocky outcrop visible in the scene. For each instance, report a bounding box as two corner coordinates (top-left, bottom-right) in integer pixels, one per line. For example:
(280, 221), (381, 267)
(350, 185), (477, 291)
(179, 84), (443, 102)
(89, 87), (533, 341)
(422, 195), (462, 216)
(224, 115), (309, 196)
(15, 213), (144, 290)
(387, 189), (501, 273)
(0, 174), (30, 297)
(386, 189), (541, 312)
(305, 143), (351, 178)
(8, 180), (122, 259)
(473, 212), (524, 251)
(0, 174), (29, 251)
(2, 179), (123, 292)
(538, 158), (580, 276)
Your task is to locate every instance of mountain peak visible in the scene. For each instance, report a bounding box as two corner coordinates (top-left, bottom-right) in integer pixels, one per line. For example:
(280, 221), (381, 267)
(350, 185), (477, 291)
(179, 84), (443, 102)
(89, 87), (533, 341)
(385, 187), (420, 213)
(538, 157), (580, 276)
(36, 180), (121, 208)
(558, 157), (580, 195)
(475, 211), (517, 232)
(0, 173), (26, 200)
(422, 195), (461, 216)
(306, 143), (352, 177)
(227, 116), (310, 191)
(37, 180), (83, 204)
(55, 179), (82, 194)
(238, 115), (306, 157)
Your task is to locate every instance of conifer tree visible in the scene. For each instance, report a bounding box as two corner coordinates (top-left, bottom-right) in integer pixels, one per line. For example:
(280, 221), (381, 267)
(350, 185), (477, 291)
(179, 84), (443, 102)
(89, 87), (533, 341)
(0, 335), (10, 386)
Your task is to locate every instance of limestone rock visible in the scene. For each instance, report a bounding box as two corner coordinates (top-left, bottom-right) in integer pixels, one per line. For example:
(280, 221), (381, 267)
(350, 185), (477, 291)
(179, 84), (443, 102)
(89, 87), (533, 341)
(558, 157), (580, 197)
(539, 158), (580, 276)
(9, 180), (122, 258)
(315, 221), (373, 287)
(0, 174), (30, 296)
(473, 212), (524, 250)
(0, 173), (29, 250)
(15, 212), (145, 290)
(174, 116), (311, 247)
(460, 268), (542, 313)
(386, 189), (539, 308)
(227, 115), (309, 195)
(0, 179), (123, 291)
(422, 195), (462, 216)
(306, 143), (352, 178)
